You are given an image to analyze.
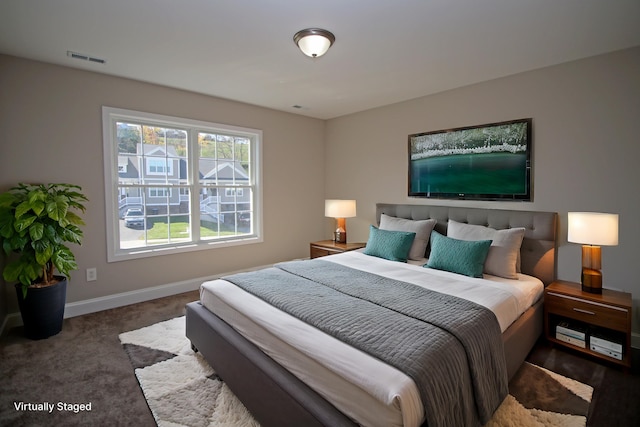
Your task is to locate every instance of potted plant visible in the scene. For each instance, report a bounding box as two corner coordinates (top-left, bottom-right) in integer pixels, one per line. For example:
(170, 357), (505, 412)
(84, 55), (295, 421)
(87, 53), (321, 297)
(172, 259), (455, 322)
(0, 183), (87, 339)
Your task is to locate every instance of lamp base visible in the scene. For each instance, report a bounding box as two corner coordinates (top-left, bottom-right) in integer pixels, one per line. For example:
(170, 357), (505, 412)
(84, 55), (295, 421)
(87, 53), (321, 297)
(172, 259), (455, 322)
(334, 218), (347, 244)
(334, 229), (347, 244)
(581, 267), (602, 294)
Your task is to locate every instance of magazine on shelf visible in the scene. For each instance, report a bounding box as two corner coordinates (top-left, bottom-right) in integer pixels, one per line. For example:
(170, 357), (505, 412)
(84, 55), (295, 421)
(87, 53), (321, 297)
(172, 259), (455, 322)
(555, 332), (586, 348)
(590, 335), (623, 353)
(590, 342), (623, 360)
(556, 321), (586, 340)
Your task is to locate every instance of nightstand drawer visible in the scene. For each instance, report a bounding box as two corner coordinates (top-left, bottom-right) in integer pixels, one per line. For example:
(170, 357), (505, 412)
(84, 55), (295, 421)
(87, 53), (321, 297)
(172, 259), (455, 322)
(310, 240), (366, 259)
(545, 291), (630, 331)
(310, 246), (336, 258)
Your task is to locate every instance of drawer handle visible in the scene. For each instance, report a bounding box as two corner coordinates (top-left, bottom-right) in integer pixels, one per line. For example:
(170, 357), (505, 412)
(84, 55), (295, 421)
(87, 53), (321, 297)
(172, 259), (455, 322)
(573, 308), (595, 315)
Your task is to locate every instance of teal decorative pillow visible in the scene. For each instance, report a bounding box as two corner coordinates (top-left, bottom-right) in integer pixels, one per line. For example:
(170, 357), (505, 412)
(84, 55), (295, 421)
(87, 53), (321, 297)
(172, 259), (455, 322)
(447, 220), (525, 279)
(363, 225), (416, 262)
(425, 231), (492, 278)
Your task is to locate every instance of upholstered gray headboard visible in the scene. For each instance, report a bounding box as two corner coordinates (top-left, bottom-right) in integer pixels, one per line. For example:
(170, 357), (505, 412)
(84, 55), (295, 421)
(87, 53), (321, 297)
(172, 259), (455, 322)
(376, 204), (558, 285)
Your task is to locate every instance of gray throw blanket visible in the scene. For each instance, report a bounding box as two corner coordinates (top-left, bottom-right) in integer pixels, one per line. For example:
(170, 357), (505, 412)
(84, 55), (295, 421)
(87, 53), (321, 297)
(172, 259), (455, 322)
(223, 259), (508, 427)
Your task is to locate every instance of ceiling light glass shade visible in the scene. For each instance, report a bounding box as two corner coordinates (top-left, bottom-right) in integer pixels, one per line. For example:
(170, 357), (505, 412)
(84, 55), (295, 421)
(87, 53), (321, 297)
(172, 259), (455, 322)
(294, 28), (335, 58)
(325, 199), (356, 218)
(567, 212), (619, 246)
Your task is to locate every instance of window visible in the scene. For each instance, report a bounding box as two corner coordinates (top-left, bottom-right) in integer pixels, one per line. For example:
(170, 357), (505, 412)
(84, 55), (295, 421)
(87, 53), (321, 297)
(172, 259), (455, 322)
(225, 188), (244, 197)
(147, 158), (173, 175)
(149, 187), (170, 198)
(102, 107), (262, 261)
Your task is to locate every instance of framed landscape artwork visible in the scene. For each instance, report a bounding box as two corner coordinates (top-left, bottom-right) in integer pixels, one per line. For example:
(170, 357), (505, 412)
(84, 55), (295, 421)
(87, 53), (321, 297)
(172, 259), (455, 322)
(408, 118), (532, 201)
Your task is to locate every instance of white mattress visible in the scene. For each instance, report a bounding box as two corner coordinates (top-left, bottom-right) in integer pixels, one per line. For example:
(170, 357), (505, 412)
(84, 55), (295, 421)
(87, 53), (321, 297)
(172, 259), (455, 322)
(199, 251), (543, 427)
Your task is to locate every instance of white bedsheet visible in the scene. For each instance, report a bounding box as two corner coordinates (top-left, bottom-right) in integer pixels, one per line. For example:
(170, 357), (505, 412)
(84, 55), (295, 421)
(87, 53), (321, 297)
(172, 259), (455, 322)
(199, 251), (543, 427)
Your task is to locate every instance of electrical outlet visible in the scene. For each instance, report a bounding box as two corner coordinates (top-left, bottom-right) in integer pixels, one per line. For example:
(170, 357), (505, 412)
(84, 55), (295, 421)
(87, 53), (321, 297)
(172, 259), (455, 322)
(86, 268), (97, 282)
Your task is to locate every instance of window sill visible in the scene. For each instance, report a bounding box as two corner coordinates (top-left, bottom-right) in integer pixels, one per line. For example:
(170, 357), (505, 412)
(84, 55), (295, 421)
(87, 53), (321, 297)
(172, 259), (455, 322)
(107, 234), (263, 263)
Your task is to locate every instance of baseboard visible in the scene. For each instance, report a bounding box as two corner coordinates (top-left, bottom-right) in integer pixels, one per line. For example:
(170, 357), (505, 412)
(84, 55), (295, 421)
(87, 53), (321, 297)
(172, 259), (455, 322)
(63, 277), (205, 319)
(0, 263), (271, 337)
(1, 312), (22, 338)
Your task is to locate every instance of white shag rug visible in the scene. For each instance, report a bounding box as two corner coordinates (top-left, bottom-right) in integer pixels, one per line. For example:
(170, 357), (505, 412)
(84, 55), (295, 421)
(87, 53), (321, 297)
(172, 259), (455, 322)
(119, 317), (592, 427)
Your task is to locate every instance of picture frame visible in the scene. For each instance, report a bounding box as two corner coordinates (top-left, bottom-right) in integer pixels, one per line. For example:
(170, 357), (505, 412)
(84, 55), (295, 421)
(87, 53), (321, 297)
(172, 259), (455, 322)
(408, 118), (532, 201)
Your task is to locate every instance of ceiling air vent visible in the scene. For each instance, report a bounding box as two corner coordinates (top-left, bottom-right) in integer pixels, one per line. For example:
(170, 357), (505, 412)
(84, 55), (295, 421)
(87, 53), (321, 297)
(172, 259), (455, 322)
(67, 50), (106, 64)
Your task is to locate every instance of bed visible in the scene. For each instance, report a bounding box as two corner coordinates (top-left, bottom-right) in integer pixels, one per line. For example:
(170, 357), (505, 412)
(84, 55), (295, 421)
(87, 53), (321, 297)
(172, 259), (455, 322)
(186, 204), (557, 427)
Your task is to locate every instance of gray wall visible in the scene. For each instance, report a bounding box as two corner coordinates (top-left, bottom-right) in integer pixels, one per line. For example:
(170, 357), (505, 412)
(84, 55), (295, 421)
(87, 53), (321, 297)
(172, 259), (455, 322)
(0, 54), (326, 322)
(2, 47), (640, 339)
(324, 46), (640, 336)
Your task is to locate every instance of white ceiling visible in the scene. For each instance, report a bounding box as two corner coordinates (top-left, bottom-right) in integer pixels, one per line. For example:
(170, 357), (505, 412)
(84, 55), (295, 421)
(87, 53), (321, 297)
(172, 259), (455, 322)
(1, 1), (639, 120)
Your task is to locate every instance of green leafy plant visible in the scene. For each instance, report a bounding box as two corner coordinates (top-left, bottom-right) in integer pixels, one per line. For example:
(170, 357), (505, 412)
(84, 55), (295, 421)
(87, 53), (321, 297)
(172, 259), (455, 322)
(0, 183), (88, 298)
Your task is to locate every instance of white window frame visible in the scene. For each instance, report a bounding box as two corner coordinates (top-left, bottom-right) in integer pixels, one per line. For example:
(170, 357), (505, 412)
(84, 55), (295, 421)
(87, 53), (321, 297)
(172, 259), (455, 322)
(102, 106), (263, 262)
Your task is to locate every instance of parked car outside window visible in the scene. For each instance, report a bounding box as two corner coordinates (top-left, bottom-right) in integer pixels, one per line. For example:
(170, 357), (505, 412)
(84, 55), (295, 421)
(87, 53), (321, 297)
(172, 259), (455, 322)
(124, 208), (145, 228)
(238, 212), (250, 224)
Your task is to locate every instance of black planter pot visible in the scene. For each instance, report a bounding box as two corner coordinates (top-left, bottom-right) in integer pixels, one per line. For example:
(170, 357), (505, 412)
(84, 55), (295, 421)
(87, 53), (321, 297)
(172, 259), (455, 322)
(15, 276), (67, 340)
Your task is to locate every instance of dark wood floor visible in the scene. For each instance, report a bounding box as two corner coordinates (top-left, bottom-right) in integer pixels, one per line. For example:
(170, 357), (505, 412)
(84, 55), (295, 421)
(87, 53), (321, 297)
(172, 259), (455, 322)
(526, 338), (640, 427)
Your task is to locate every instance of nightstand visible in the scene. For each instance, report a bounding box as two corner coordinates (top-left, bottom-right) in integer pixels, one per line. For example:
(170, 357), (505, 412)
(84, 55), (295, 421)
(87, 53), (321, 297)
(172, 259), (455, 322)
(544, 280), (632, 368)
(310, 240), (366, 259)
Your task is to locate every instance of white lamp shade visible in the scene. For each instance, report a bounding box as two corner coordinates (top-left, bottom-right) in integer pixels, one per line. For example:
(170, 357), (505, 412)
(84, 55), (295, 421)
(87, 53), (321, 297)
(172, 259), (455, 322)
(567, 212), (619, 246)
(325, 199), (356, 218)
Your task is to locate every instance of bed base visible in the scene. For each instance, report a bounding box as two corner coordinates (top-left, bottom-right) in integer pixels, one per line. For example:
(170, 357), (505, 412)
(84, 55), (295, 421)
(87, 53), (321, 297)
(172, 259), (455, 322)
(186, 298), (543, 427)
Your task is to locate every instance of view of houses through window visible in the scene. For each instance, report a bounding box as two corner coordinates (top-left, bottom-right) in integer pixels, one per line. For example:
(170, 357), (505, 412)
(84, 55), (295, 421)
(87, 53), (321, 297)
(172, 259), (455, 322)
(103, 107), (260, 260)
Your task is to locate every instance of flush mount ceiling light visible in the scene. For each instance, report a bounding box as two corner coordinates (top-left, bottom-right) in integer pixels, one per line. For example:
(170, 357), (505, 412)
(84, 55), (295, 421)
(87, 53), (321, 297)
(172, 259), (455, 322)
(293, 28), (335, 58)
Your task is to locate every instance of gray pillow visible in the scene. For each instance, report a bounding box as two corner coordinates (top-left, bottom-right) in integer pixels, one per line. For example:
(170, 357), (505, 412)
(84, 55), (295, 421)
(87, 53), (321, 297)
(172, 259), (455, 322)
(447, 220), (525, 279)
(379, 214), (436, 260)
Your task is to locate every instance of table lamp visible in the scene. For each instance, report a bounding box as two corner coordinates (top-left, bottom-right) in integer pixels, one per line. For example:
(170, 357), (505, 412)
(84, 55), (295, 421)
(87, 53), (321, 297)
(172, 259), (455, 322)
(567, 212), (619, 294)
(325, 200), (356, 244)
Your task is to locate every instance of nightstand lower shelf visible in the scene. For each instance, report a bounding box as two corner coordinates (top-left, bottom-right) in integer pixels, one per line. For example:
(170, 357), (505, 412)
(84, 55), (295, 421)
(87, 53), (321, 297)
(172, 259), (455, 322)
(546, 314), (628, 367)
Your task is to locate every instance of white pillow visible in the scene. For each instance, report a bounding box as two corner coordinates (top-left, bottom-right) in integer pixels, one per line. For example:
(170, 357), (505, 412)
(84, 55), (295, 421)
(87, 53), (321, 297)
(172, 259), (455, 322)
(379, 214), (436, 260)
(447, 220), (525, 279)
